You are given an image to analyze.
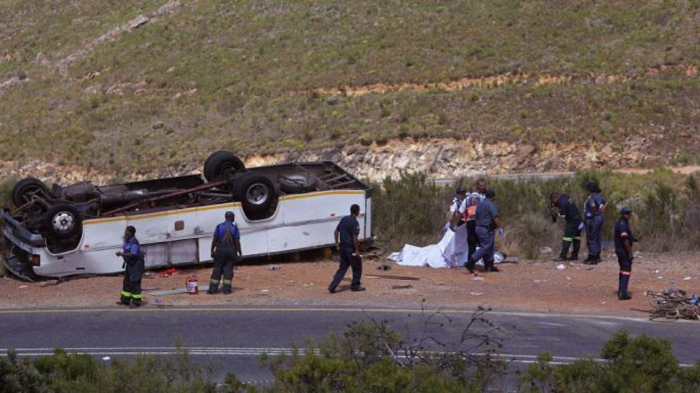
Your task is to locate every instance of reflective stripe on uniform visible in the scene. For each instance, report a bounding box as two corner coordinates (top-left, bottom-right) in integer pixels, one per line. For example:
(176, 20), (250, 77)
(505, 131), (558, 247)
(121, 291), (132, 298)
(574, 236), (581, 240)
(210, 279), (220, 284)
(131, 293), (142, 299)
(620, 271), (631, 276)
(223, 279), (232, 285)
(563, 237), (573, 242)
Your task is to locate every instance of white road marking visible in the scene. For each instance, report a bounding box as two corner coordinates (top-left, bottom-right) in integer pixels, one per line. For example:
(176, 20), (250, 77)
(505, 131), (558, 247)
(0, 347), (693, 367)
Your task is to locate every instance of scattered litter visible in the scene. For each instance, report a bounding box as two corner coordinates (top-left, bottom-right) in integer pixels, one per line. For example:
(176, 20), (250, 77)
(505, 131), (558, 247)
(650, 289), (700, 320)
(587, 267), (595, 271)
(654, 269), (660, 274)
(473, 277), (484, 282)
(657, 276), (663, 279)
(261, 289), (270, 293)
(470, 292), (484, 296)
(556, 264), (566, 270)
(601, 302), (606, 304)
(377, 264), (392, 271)
(155, 298), (164, 307)
(40, 280), (59, 287)
(540, 247), (553, 254)
(365, 274), (419, 281)
(102, 357), (111, 361)
(268, 265), (280, 271)
(391, 285), (413, 290)
(147, 286), (210, 296)
(144, 272), (157, 278)
(158, 268), (179, 277)
(667, 280), (677, 284)
(533, 279), (549, 283)
(437, 282), (445, 286)
(566, 277), (571, 281)
(18, 285), (28, 289)
(683, 276), (692, 281)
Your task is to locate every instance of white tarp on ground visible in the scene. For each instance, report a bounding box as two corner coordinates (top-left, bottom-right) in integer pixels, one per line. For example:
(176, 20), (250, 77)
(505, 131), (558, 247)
(388, 224), (502, 269)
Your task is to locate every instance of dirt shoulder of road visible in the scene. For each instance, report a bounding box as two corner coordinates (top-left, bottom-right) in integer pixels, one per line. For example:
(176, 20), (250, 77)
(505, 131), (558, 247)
(0, 251), (698, 317)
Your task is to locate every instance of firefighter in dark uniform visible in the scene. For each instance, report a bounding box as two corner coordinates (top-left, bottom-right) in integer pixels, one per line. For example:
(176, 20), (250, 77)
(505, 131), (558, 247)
(614, 207), (636, 300)
(465, 189), (502, 275)
(549, 193), (583, 261)
(208, 211), (242, 295)
(583, 182), (606, 264)
(116, 226), (145, 308)
(328, 204), (365, 293)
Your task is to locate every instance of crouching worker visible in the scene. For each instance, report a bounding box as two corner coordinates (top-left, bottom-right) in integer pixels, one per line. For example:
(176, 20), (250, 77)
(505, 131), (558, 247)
(209, 211), (242, 295)
(614, 208), (637, 301)
(116, 226), (145, 308)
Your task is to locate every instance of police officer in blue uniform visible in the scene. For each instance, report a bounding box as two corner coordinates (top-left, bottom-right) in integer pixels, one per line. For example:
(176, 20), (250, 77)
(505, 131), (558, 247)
(549, 193), (583, 261)
(116, 226), (145, 308)
(583, 182), (606, 264)
(614, 207), (636, 300)
(465, 179), (487, 264)
(208, 211), (242, 295)
(465, 189), (502, 275)
(329, 204), (365, 293)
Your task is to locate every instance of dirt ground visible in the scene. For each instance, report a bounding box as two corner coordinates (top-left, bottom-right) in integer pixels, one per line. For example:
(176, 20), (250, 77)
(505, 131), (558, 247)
(0, 251), (698, 317)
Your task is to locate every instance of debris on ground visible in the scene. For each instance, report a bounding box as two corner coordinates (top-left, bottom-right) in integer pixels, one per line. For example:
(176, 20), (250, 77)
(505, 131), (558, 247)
(39, 280), (60, 287)
(146, 286), (210, 296)
(683, 276), (692, 281)
(158, 268), (180, 277)
(365, 274), (419, 281)
(391, 285), (413, 290)
(377, 264), (392, 271)
(667, 280), (677, 284)
(19, 285), (28, 289)
(649, 289), (700, 320)
(540, 247), (553, 254)
(268, 265), (280, 271)
(470, 292), (483, 296)
(362, 252), (381, 260)
(556, 264), (566, 270)
(472, 277), (484, 282)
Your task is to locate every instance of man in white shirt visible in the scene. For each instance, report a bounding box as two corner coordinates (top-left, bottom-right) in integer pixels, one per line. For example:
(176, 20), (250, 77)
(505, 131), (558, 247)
(447, 187), (468, 230)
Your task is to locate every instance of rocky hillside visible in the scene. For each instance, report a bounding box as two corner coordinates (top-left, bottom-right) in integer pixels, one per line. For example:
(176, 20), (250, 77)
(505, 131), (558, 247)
(1, 0), (700, 181)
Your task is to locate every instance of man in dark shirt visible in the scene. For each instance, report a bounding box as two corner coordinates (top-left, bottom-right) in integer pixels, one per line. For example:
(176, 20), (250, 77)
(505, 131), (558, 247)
(584, 182), (607, 264)
(116, 226), (144, 308)
(208, 211), (242, 295)
(328, 204), (364, 293)
(614, 208), (636, 300)
(549, 193), (583, 261)
(465, 189), (502, 275)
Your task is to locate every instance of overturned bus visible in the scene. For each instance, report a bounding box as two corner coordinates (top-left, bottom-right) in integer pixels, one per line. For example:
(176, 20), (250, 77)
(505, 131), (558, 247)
(1, 151), (372, 279)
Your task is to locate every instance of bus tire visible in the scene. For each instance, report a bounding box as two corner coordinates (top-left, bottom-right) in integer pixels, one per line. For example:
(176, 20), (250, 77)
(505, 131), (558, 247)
(203, 151), (246, 182)
(12, 177), (49, 208)
(234, 173), (276, 215)
(279, 174), (315, 194)
(42, 204), (82, 238)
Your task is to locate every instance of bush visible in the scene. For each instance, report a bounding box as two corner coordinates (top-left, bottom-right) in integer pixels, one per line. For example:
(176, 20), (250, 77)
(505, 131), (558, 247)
(519, 331), (700, 393)
(372, 170), (700, 256)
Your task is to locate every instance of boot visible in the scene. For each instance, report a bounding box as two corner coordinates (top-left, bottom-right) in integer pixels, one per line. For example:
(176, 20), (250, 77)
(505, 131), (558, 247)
(618, 273), (631, 300)
(570, 240), (581, 261)
(559, 240), (572, 261)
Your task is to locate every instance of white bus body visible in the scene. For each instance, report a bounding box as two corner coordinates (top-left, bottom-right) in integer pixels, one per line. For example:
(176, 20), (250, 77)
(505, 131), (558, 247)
(1, 162), (372, 279)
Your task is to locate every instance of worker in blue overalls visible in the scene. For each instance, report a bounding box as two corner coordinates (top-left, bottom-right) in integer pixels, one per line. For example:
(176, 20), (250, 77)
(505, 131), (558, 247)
(614, 208), (636, 300)
(208, 211), (242, 295)
(549, 192), (583, 261)
(583, 182), (606, 265)
(465, 189), (502, 275)
(116, 226), (145, 308)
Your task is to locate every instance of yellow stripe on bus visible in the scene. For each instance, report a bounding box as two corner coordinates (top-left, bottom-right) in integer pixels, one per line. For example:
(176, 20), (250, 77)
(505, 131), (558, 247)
(83, 190), (365, 226)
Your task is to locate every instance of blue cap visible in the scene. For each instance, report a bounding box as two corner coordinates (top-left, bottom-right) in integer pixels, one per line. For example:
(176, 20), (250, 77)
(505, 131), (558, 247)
(620, 207), (632, 214)
(456, 187), (467, 195)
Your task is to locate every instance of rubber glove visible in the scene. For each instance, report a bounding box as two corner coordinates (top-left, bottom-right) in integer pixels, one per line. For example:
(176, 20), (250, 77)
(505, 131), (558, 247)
(578, 222), (584, 231)
(498, 228), (505, 239)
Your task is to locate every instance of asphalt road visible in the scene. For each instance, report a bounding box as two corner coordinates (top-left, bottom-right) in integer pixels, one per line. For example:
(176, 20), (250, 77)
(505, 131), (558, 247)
(1, 306), (699, 384)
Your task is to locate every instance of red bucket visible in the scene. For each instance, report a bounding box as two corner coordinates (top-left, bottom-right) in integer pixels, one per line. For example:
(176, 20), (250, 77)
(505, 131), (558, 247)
(185, 276), (199, 295)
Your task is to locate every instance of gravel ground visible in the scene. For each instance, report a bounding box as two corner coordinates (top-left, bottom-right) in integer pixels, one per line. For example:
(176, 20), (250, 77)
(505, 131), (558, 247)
(1, 251), (698, 316)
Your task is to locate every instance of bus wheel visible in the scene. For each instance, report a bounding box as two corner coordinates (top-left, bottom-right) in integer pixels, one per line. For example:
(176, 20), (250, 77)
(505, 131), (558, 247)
(11, 177), (49, 207)
(279, 174), (316, 194)
(43, 204), (82, 238)
(234, 173), (276, 215)
(203, 151), (246, 182)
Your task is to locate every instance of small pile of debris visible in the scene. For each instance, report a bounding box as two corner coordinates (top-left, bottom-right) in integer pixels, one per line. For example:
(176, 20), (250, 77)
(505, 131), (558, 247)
(648, 289), (700, 320)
